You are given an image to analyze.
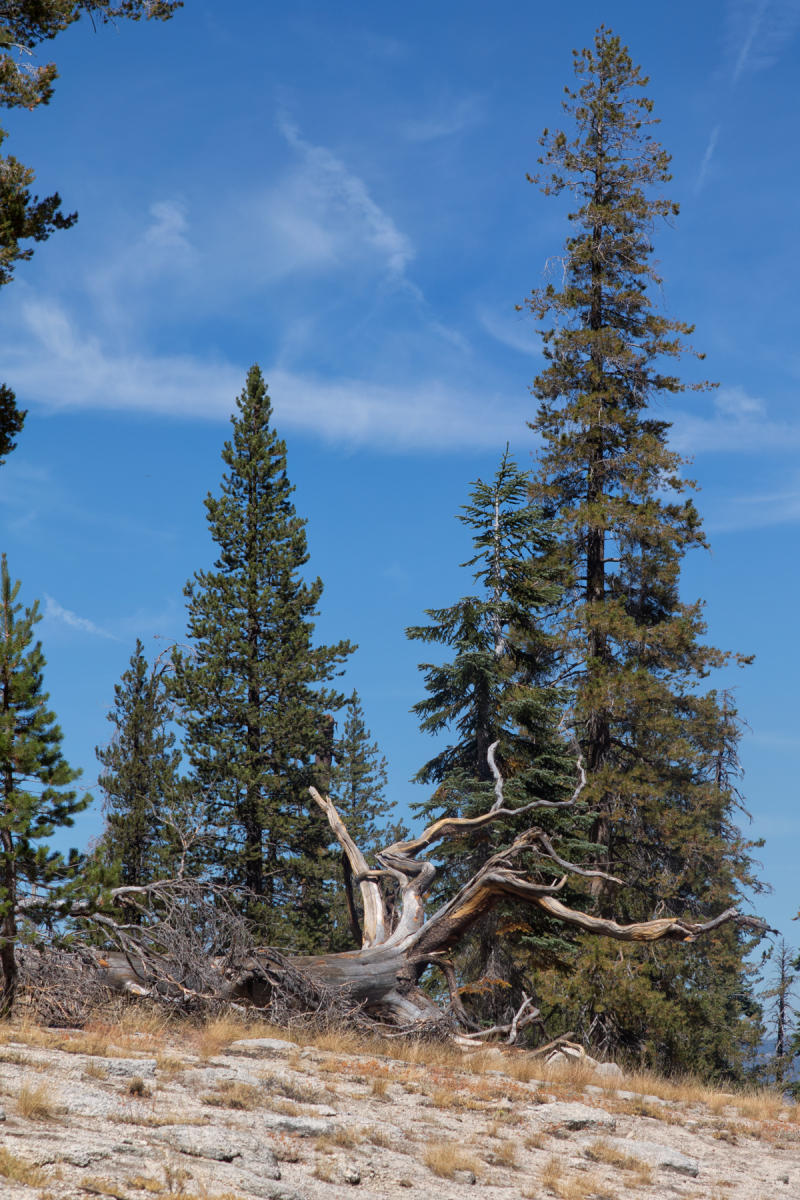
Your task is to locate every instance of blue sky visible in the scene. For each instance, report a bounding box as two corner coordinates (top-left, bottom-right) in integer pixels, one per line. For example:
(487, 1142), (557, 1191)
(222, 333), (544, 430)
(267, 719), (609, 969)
(0, 0), (798, 941)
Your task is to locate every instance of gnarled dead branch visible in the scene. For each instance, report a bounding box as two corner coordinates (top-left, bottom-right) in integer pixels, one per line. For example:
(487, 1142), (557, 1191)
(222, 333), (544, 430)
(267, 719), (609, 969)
(16, 747), (769, 1042)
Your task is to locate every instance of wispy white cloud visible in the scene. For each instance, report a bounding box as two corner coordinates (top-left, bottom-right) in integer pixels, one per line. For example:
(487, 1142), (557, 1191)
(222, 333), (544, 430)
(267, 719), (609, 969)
(43, 595), (118, 640)
(2, 298), (521, 451)
(87, 200), (196, 315)
(732, 0), (771, 81)
(707, 479), (800, 532)
(670, 386), (800, 455)
(401, 95), (484, 143)
(266, 367), (519, 450)
(478, 305), (541, 357)
(7, 299), (243, 419)
(276, 113), (415, 280)
(695, 124), (721, 193)
(728, 0), (800, 82)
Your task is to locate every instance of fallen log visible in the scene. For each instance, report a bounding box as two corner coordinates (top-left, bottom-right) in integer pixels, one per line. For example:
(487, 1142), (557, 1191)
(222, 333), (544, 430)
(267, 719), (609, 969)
(60, 747), (769, 1040)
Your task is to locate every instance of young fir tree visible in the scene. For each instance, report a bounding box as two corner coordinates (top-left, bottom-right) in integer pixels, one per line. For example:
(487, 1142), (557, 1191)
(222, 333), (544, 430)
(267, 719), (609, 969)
(0, 556), (88, 1014)
(172, 366), (353, 951)
(760, 940), (798, 1088)
(326, 690), (408, 950)
(407, 450), (582, 1026)
(523, 27), (762, 1075)
(95, 640), (187, 886)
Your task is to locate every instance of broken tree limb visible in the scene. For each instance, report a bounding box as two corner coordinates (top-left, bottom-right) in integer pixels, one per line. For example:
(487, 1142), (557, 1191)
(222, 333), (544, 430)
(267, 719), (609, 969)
(309, 785), (387, 947)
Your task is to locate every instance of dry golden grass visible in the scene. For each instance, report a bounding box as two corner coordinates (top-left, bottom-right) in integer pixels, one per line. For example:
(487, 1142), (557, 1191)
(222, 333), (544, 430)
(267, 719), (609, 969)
(316, 1126), (362, 1151)
(539, 1155), (617, 1199)
(606, 1095), (679, 1123)
(507, 1052), (547, 1084)
(0, 1017), (58, 1050)
(364, 1125), (396, 1149)
(429, 1085), (462, 1109)
(301, 1028), (365, 1057)
(484, 1139), (518, 1168)
(541, 1055), (600, 1088)
(422, 1139), (481, 1179)
(260, 1069), (322, 1103)
(81, 1175), (130, 1199)
(0, 1047), (35, 1067)
(370, 1075), (389, 1099)
(83, 1059), (109, 1080)
(541, 1154), (565, 1191)
(183, 1010), (293, 1059)
(127, 1174), (168, 1193)
(311, 1156), (338, 1182)
(57, 1029), (118, 1057)
(126, 1170), (252, 1200)
(192, 1014), (249, 1059)
(585, 1138), (653, 1184)
(17, 1078), (58, 1120)
(0, 1146), (47, 1187)
(202, 1080), (264, 1110)
(270, 1134), (303, 1163)
(261, 1095), (306, 1116)
(110, 1004), (174, 1045)
(525, 1130), (547, 1150)
(111, 1109), (208, 1128)
(734, 1089), (788, 1122)
(156, 1051), (187, 1076)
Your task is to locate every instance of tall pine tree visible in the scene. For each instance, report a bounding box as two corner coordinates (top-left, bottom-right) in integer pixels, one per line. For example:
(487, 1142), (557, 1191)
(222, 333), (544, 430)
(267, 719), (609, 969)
(96, 640), (186, 886)
(172, 366), (353, 951)
(523, 27), (762, 1075)
(0, 556), (87, 1014)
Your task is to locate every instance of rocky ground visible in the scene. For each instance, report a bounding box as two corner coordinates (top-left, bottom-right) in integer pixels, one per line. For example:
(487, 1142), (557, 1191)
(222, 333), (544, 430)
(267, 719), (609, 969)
(0, 1018), (798, 1200)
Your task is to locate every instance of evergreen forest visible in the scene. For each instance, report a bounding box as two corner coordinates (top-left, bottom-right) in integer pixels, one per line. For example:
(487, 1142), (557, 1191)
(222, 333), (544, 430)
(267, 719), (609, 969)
(0, 12), (797, 1087)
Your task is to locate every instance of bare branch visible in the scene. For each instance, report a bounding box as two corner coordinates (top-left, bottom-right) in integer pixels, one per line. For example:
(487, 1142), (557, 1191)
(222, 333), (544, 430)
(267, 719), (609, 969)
(454, 995), (543, 1045)
(488, 739), (504, 811)
(532, 897), (771, 943)
(533, 830), (623, 883)
(309, 787), (388, 947)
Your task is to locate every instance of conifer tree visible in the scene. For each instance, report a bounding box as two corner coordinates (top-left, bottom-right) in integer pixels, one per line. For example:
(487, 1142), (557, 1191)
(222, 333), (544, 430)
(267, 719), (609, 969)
(331, 691), (405, 858)
(523, 27), (762, 1074)
(0, 384), (25, 466)
(761, 940), (798, 1087)
(409, 450), (572, 825)
(408, 451), (581, 1025)
(0, 555), (87, 1014)
(96, 640), (185, 886)
(172, 366), (353, 951)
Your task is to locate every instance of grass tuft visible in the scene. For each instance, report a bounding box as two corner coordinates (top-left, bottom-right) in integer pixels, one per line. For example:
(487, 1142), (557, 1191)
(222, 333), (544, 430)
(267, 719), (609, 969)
(201, 1081), (264, 1110)
(17, 1078), (58, 1120)
(0, 1146), (47, 1187)
(585, 1138), (653, 1184)
(539, 1154), (618, 1199)
(422, 1140), (481, 1179)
